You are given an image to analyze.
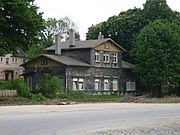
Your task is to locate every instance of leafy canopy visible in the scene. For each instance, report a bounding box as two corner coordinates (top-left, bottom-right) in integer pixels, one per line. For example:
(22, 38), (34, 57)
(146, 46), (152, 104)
(25, 17), (80, 60)
(86, 0), (179, 62)
(0, 0), (44, 55)
(131, 19), (180, 96)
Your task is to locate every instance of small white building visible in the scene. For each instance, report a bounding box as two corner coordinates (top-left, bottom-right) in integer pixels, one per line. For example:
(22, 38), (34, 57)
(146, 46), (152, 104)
(0, 50), (25, 81)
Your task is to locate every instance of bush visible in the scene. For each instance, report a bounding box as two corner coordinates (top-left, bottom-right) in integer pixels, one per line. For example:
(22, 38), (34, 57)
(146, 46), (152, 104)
(0, 79), (31, 98)
(30, 93), (46, 102)
(37, 73), (64, 98)
(10, 79), (31, 98)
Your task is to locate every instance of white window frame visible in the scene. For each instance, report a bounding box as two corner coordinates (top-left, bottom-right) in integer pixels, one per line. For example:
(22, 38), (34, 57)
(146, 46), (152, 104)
(126, 80), (136, 91)
(95, 79), (100, 91)
(12, 58), (18, 63)
(104, 79), (109, 91)
(73, 78), (84, 90)
(113, 53), (118, 63)
(78, 78), (84, 90)
(6, 58), (10, 64)
(73, 78), (78, 90)
(103, 52), (109, 63)
(95, 51), (100, 62)
(0, 57), (3, 63)
(0, 70), (3, 75)
(113, 79), (118, 91)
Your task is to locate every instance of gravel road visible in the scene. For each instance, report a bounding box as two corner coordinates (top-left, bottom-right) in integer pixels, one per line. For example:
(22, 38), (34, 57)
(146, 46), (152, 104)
(81, 119), (180, 135)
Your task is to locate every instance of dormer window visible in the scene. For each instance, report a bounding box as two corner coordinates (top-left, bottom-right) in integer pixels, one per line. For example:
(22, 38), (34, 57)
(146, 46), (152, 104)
(113, 53), (118, 63)
(42, 58), (48, 65)
(95, 51), (100, 62)
(104, 42), (109, 49)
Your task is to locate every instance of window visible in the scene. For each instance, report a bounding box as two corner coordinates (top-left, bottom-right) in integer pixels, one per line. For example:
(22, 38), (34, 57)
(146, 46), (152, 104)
(0, 71), (3, 75)
(113, 79), (118, 91)
(113, 53), (118, 63)
(95, 79), (100, 91)
(78, 78), (84, 90)
(104, 79), (109, 91)
(42, 58), (48, 65)
(103, 52), (109, 63)
(0, 57), (3, 63)
(23, 59), (26, 63)
(95, 51), (100, 62)
(104, 42), (109, 49)
(126, 80), (136, 91)
(73, 78), (78, 90)
(73, 78), (84, 90)
(6, 58), (9, 64)
(27, 77), (33, 91)
(12, 58), (18, 63)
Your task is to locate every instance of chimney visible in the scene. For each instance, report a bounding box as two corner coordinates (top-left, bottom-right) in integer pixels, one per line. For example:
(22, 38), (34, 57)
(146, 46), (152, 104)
(55, 33), (61, 55)
(69, 29), (75, 47)
(98, 32), (104, 40)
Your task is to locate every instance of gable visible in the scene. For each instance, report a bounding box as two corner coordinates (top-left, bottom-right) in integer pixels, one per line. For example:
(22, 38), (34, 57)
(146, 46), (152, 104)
(93, 40), (122, 52)
(24, 56), (63, 68)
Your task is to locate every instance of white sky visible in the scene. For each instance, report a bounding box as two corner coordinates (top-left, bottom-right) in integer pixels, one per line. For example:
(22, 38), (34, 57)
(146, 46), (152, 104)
(35, 0), (180, 40)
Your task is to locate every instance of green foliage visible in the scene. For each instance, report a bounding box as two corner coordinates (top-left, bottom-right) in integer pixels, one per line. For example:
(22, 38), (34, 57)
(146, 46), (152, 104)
(30, 93), (46, 102)
(37, 73), (63, 98)
(0, 0), (44, 55)
(0, 79), (31, 98)
(86, 0), (179, 62)
(43, 17), (80, 43)
(10, 79), (31, 98)
(57, 90), (122, 102)
(143, 0), (176, 21)
(131, 19), (180, 97)
(25, 17), (80, 60)
(25, 43), (46, 60)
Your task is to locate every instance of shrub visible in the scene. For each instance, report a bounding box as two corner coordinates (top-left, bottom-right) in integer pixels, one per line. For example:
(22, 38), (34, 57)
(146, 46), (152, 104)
(30, 93), (46, 102)
(10, 79), (31, 98)
(37, 73), (64, 98)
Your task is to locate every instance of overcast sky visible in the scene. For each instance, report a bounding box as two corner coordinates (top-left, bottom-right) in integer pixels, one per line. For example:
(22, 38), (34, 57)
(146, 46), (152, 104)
(35, 0), (180, 40)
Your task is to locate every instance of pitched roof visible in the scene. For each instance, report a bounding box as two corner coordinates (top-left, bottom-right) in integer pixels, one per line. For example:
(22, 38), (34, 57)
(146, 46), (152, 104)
(45, 38), (126, 51)
(122, 61), (134, 69)
(21, 54), (91, 67)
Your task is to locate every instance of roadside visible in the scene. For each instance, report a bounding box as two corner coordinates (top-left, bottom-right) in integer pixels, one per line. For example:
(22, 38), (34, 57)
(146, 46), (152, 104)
(0, 102), (179, 115)
(81, 119), (180, 135)
(1, 95), (180, 106)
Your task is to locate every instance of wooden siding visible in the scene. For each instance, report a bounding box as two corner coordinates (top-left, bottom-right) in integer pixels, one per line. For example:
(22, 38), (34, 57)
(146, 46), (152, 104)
(25, 57), (63, 68)
(93, 41), (122, 52)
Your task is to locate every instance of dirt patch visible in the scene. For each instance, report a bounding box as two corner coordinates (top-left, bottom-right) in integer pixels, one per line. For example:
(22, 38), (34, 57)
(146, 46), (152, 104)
(119, 96), (180, 103)
(1, 95), (180, 106)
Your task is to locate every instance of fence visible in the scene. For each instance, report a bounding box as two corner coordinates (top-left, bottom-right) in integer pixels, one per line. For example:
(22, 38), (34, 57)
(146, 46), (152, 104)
(0, 90), (17, 97)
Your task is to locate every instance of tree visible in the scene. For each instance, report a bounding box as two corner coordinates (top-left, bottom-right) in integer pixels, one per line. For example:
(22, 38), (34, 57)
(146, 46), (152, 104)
(86, 0), (179, 62)
(0, 0), (44, 55)
(143, 0), (176, 22)
(25, 17), (80, 60)
(37, 73), (63, 98)
(43, 17), (80, 46)
(131, 19), (180, 97)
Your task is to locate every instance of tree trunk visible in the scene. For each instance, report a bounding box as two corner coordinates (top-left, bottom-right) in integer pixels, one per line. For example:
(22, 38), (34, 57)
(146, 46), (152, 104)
(157, 83), (162, 98)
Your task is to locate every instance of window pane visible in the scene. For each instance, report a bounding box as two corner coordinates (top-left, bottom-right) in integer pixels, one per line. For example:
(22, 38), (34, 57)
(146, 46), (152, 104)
(104, 79), (109, 90)
(126, 81), (130, 91)
(113, 79), (118, 90)
(73, 78), (78, 90)
(130, 81), (135, 91)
